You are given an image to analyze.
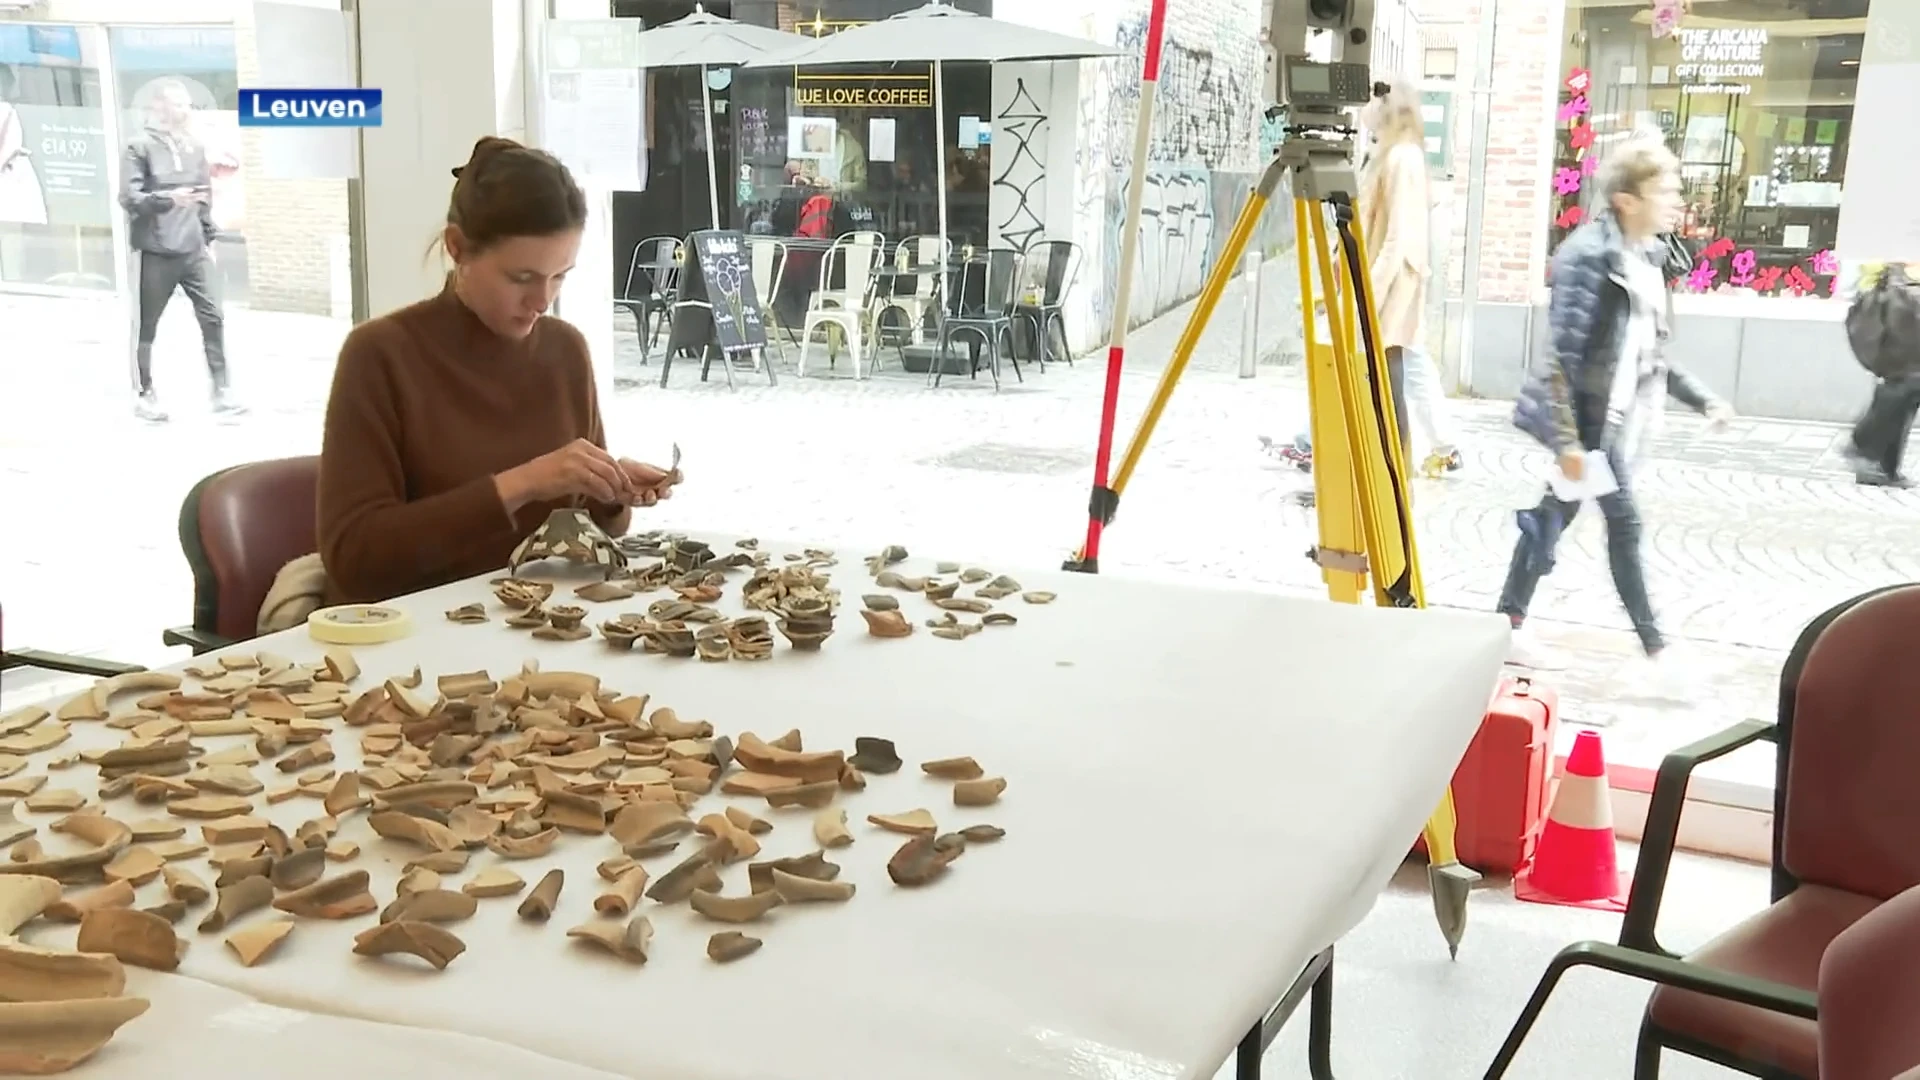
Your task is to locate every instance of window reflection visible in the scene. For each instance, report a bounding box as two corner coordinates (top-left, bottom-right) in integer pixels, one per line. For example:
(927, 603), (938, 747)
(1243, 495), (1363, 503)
(0, 23), (113, 290)
(611, 0), (992, 319)
(1552, 1), (1863, 299)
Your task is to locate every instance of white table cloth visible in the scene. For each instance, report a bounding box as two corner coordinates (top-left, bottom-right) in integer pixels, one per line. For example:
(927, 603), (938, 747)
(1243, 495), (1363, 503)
(69, 971), (627, 1079)
(19, 534), (1508, 1080)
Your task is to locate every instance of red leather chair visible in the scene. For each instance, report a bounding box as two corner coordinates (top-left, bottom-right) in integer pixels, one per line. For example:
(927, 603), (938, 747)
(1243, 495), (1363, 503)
(1819, 884), (1920, 1080)
(162, 456), (320, 654)
(1487, 583), (1920, 1080)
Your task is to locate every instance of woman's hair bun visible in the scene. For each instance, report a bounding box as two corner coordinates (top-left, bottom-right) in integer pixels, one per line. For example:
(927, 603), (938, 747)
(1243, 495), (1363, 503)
(451, 135), (524, 179)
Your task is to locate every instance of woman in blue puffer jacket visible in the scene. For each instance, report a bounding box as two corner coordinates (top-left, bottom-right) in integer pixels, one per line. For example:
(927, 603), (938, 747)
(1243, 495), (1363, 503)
(1498, 136), (1732, 691)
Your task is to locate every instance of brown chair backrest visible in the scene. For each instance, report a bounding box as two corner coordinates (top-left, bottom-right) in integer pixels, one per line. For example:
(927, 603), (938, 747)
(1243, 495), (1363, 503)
(1819, 884), (1920, 1080)
(184, 456), (321, 643)
(1781, 584), (1920, 900)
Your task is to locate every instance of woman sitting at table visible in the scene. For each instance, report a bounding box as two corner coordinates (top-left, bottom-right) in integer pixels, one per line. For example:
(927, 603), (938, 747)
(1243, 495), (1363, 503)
(315, 136), (678, 606)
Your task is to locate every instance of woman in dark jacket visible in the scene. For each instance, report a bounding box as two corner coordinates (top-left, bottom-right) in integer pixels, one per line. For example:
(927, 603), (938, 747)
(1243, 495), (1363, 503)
(1499, 137), (1732, 691)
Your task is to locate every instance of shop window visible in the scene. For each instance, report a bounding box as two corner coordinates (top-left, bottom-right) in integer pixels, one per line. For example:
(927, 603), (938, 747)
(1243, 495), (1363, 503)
(1549, 0), (1864, 300)
(612, 0), (993, 325)
(1, 24), (114, 290)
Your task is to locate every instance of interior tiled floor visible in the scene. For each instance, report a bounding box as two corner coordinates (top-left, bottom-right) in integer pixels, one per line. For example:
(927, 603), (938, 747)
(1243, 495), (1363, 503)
(1246, 848), (1772, 1079)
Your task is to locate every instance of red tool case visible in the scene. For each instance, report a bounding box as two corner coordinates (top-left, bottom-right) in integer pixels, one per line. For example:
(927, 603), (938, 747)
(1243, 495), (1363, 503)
(1417, 675), (1561, 875)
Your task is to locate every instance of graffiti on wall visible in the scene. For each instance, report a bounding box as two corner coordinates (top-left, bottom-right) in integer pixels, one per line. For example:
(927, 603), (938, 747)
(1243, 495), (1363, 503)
(1062, 2), (1287, 349)
(1108, 17), (1260, 174)
(990, 75), (1050, 253)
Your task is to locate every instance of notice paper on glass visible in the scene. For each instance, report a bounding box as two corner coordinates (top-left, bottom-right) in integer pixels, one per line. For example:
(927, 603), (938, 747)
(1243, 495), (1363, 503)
(543, 69), (644, 190)
(252, 1), (356, 179)
(957, 115), (980, 148)
(868, 118), (896, 163)
(543, 18), (646, 191)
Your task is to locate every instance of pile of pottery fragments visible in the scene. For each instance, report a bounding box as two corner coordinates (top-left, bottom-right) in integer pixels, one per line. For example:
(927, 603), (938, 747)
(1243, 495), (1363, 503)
(0, 634), (1010, 1071)
(446, 534), (1058, 654)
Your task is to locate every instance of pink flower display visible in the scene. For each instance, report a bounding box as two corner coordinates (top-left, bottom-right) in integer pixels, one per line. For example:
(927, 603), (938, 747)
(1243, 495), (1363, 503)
(1810, 249), (1838, 276)
(1730, 249), (1758, 287)
(1785, 266), (1816, 296)
(1652, 1), (1683, 39)
(1553, 167), (1583, 196)
(1557, 96), (1590, 123)
(1754, 265), (1785, 292)
(1686, 261), (1717, 292)
(1565, 68), (1591, 95)
(1569, 124), (1594, 150)
(1581, 154), (1599, 177)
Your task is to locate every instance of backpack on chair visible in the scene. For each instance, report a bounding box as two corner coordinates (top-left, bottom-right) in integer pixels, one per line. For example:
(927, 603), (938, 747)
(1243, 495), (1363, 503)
(1845, 264), (1920, 379)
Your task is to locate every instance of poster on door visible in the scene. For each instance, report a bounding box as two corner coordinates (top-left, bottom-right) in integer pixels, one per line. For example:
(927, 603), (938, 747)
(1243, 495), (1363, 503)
(0, 101), (111, 228)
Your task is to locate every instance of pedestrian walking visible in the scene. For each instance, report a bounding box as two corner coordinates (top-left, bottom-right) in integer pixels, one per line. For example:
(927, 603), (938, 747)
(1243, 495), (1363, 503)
(1498, 136), (1733, 691)
(1261, 75), (1466, 480)
(120, 79), (242, 422)
(1842, 262), (1920, 489)
(1357, 73), (1444, 468)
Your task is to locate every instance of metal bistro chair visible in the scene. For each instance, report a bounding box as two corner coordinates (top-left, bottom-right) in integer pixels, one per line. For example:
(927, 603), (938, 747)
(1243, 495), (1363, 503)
(797, 232), (885, 380)
(1486, 583), (1920, 1080)
(616, 236), (683, 363)
(162, 456), (322, 654)
(1014, 238), (1082, 371)
(746, 236), (795, 359)
(875, 234), (952, 367)
(934, 248), (1024, 390)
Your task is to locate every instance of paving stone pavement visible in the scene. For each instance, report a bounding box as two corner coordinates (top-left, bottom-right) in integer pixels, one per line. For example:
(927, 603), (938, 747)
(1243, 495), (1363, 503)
(5, 280), (1916, 789)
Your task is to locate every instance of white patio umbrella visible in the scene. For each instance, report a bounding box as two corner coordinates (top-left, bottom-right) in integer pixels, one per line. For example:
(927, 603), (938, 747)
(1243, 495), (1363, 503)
(744, 0), (1119, 256)
(637, 5), (813, 228)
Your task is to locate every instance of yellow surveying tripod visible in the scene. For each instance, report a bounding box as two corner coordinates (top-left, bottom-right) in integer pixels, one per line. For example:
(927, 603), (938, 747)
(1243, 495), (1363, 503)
(1066, 82), (1480, 959)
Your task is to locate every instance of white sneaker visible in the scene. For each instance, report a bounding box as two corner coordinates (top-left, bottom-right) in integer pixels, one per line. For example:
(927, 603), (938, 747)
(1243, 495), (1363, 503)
(133, 392), (169, 423)
(1505, 625), (1568, 670)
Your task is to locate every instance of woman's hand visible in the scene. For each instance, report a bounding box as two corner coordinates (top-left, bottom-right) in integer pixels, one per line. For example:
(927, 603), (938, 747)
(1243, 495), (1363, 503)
(494, 438), (631, 513)
(617, 458), (679, 507)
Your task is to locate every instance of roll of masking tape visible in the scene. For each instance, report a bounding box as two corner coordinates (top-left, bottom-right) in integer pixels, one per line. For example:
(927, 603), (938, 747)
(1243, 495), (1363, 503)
(307, 604), (413, 646)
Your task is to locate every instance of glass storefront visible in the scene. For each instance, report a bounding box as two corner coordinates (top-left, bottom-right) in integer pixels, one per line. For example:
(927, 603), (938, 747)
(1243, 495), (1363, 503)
(0, 23), (114, 289)
(610, 0), (991, 317)
(2, 22), (253, 299)
(1550, 0), (1865, 299)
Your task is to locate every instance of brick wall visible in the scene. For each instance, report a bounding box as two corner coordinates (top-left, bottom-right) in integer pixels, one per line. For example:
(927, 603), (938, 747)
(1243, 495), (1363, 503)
(232, 9), (349, 316)
(1416, 0), (1558, 306)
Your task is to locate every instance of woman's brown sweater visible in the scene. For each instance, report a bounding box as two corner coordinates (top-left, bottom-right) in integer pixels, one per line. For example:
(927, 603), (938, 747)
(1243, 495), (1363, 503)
(316, 281), (619, 604)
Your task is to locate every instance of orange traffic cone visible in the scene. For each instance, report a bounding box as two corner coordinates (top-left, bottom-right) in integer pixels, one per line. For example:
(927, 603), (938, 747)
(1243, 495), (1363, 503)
(1515, 730), (1629, 912)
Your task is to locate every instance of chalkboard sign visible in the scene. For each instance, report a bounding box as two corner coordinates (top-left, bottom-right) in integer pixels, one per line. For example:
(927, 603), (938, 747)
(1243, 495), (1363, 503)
(678, 229), (768, 353)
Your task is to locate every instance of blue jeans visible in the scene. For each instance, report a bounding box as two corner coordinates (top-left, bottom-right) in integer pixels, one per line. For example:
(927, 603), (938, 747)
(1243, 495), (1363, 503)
(1495, 449), (1665, 655)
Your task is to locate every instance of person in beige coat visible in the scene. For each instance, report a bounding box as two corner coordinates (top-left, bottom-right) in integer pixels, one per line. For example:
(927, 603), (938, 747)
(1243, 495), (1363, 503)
(1359, 74), (1461, 471)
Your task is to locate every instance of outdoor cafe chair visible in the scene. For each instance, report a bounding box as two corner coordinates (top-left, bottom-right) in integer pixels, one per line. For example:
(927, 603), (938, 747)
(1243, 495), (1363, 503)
(616, 236), (682, 363)
(1015, 238), (1082, 370)
(746, 236), (795, 359)
(797, 232), (885, 380)
(934, 248), (1024, 390)
(875, 234), (952, 366)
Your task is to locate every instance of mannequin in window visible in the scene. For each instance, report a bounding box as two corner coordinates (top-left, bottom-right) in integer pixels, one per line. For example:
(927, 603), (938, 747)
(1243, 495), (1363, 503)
(0, 69), (49, 227)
